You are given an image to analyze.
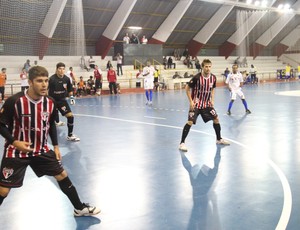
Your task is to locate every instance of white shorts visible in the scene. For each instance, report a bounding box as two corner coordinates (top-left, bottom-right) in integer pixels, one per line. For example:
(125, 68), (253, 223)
(144, 79), (154, 90)
(230, 88), (245, 100)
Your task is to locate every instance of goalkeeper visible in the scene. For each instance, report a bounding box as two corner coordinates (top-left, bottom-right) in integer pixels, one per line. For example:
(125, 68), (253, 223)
(48, 62), (80, 142)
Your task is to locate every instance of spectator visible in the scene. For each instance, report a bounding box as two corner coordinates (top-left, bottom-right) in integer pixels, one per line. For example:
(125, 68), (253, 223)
(106, 60), (113, 70)
(167, 57), (176, 69)
(94, 65), (103, 96)
(195, 58), (201, 72)
(76, 76), (86, 97)
(0, 68), (7, 103)
(182, 48), (189, 58)
(141, 35), (148, 44)
(86, 76), (95, 95)
(223, 67), (230, 80)
(20, 68), (29, 92)
(131, 33), (139, 44)
(23, 59), (31, 73)
(174, 48), (181, 61)
(183, 56), (193, 68)
(115, 53), (123, 76)
(162, 56), (167, 70)
(173, 71), (182, 79)
(107, 66), (118, 94)
(88, 56), (96, 69)
(80, 56), (89, 71)
(123, 33), (130, 44)
(249, 64), (257, 84)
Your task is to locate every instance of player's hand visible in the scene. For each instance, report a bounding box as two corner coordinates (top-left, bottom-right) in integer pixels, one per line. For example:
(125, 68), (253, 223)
(70, 96), (76, 105)
(189, 101), (195, 111)
(12, 140), (34, 153)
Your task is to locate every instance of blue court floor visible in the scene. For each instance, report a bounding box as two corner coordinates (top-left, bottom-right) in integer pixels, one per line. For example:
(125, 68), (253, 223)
(0, 81), (299, 230)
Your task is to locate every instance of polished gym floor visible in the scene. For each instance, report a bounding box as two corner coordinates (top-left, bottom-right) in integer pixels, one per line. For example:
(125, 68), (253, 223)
(0, 81), (299, 230)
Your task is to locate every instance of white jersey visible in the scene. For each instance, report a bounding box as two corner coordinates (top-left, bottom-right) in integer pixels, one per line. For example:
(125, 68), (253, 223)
(226, 72), (243, 91)
(142, 65), (155, 89)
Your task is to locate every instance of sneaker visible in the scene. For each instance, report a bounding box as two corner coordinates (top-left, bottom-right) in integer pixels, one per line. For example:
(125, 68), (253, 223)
(55, 121), (65, 126)
(67, 134), (80, 142)
(246, 109), (251, 114)
(216, 139), (230, 145)
(179, 143), (188, 152)
(227, 111), (231, 115)
(74, 203), (101, 217)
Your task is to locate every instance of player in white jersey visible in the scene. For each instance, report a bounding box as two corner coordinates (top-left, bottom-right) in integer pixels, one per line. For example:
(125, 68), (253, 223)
(142, 61), (155, 105)
(225, 64), (251, 115)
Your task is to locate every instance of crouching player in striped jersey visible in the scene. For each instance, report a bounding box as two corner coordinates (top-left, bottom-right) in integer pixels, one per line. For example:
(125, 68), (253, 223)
(179, 59), (230, 152)
(0, 66), (100, 216)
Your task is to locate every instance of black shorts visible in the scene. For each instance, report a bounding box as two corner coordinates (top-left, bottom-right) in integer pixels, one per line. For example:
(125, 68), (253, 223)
(188, 107), (218, 124)
(0, 150), (64, 188)
(56, 99), (72, 116)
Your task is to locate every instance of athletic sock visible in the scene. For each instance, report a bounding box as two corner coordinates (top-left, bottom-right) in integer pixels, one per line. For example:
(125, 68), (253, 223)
(58, 177), (83, 210)
(242, 99), (248, 110)
(149, 90), (153, 101)
(213, 123), (221, 140)
(228, 100), (234, 111)
(181, 123), (191, 143)
(67, 116), (74, 136)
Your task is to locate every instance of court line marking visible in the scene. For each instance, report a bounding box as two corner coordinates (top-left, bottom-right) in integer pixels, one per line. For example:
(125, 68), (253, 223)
(75, 113), (292, 229)
(144, 116), (166, 120)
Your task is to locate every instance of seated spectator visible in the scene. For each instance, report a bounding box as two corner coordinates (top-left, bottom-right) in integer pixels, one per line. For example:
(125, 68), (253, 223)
(86, 76), (95, 95)
(141, 35), (148, 44)
(88, 56), (96, 69)
(183, 55), (193, 68)
(183, 72), (192, 78)
(167, 57), (176, 69)
(173, 71), (182, 79)
(76, 76), (86, 96)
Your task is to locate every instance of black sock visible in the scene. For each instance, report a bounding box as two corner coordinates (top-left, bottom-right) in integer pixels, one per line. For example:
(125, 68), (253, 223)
(0, 195), (6, 205)
(213, 123), (221, 140)
(55, 110), (60, 123)
(58, 177), (83, 210)
(67, 116), (74, 136)
(181, 123), (191, 143)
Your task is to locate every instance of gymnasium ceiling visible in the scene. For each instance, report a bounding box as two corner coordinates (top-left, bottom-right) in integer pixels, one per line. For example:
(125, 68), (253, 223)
(0, 0), (299, 55)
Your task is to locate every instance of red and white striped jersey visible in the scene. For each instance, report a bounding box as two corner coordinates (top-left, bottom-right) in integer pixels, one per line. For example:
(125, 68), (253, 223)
(188, 73), (216, 109)
(0, 91), (57, 158)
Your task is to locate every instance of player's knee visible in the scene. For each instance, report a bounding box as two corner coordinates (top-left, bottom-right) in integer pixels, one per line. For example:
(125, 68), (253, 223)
(55, 170), (68, 181)
(65, 112), (73, 118)
(0, 186), (10, 197)
(187, 121), (193, 126)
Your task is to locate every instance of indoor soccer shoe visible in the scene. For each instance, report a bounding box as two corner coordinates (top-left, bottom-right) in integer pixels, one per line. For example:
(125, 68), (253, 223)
(216, 139), (230, 145)
(246, 109), (251, 114)
(179, 143), (188, 152)
(67, 134), (80, 142)
(74, 203), (101, 217)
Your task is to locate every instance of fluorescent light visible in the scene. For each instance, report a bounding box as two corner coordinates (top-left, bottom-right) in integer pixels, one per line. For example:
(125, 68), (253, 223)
(128, 26), (142, 30)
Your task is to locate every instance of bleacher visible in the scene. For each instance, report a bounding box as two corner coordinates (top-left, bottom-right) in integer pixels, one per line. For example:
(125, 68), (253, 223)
(0, 55), (287, 95)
